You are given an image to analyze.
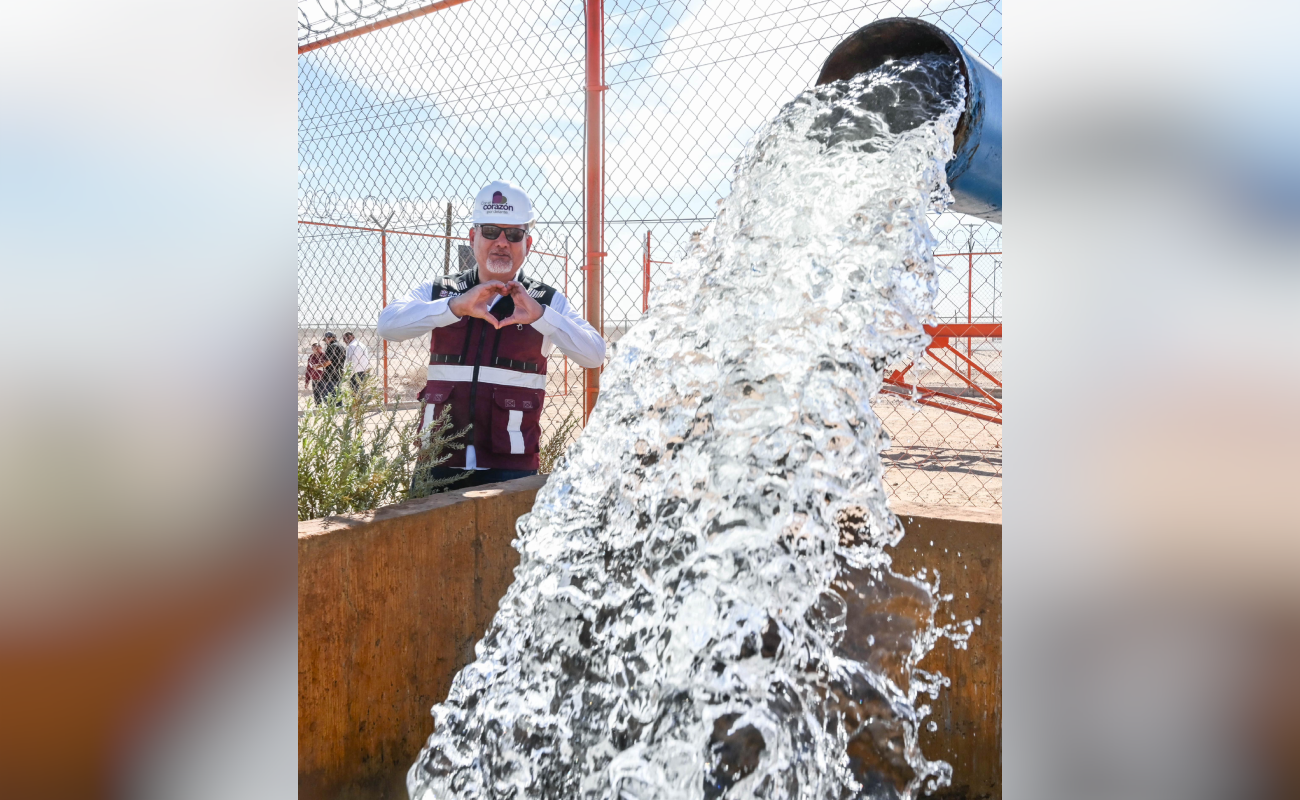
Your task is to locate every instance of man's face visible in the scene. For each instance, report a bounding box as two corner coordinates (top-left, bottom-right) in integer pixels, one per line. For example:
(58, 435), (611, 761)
(312, 344), (322, 353)
(469, 224), (532, 279)
(343, 334), (353, 344)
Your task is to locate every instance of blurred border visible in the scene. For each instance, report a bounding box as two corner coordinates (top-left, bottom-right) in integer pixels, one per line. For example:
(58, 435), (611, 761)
(0, 1), (297, 798)
(1008, 0), (1300, 797)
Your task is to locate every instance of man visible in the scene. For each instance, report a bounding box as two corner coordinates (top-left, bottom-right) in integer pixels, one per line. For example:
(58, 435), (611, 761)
(378, 180), (605, 487)
(342, 331), (371, 393)
(305, 342), (329, 405)
(321, 332), (347, 403)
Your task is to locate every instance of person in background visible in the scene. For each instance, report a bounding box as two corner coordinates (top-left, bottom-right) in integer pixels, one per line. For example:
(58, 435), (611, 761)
(305, 342), (329, 405)
(342, 331), (372, 394)
(377, 180), (605, 488)
(321, 332), (347, 403)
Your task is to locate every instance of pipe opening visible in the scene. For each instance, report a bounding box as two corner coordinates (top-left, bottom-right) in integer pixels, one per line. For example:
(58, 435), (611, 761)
(816, 18), (974, 154)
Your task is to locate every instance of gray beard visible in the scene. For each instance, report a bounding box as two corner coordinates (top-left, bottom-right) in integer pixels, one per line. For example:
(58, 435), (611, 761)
(482, 256), (514, 276)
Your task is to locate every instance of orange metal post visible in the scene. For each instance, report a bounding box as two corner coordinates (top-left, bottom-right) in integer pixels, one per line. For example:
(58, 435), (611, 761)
(444, 202), (452, 275)
(933, 248), (1003, 384)
(643, 230), (651, 313)
(297, 0), (472, 54)
(381, 231), (389, 405)
(564, 252), (570, 396)
(967, 246), (973, 381)
(583, 0), (606, 423)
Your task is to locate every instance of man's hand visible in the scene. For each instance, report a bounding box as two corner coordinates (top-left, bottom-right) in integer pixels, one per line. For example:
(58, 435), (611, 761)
(494, 281), (545, 328)
(448, 281), (510, 326)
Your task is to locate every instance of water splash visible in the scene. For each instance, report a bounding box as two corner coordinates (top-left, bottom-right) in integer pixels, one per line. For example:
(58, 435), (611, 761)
(410, 54), (970, 800)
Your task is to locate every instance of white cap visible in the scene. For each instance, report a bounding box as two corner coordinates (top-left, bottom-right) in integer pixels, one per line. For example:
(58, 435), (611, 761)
(471, 180), (536, 226)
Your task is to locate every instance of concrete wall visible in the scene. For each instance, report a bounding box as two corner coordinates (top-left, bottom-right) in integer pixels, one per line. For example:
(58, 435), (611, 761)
(298, 477), (544, 800)
(299, 482), (1001, 799)
(890, 502), (1002, 800)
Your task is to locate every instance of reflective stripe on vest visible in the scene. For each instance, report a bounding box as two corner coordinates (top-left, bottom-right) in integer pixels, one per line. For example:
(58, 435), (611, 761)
(426, 363), (546, 390)
(507, 409), (524, 454)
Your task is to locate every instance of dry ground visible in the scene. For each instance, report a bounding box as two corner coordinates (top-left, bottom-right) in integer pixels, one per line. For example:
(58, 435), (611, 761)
(875, 395), (1001, 507)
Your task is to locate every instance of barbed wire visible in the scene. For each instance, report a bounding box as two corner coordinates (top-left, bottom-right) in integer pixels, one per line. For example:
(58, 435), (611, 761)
(298, 0), (424, 43)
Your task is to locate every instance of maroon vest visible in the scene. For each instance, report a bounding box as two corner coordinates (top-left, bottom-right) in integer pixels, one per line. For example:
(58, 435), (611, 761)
(417, 268), (558, 471)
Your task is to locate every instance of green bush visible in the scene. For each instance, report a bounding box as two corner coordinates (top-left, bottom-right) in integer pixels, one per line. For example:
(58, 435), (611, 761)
(297, 376), (469, 521)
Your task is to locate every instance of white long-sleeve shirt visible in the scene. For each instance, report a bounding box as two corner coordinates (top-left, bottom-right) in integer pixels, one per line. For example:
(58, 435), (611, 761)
(377, 277), (606, 369)
(344, 341), (371, 372)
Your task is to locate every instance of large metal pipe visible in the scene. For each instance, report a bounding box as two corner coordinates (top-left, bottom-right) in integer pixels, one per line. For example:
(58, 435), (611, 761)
(817, 18), (1002, 223)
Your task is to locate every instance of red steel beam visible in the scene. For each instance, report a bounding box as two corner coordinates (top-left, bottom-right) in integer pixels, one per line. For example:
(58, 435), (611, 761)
(583, 0), (606, 423)
(884, 361), (1001, 415)
(882, 322), (1004, 424)
(924, 349), (1002, 410)
(924, 323), (1001, 339)
(939, 342), (1002, 390)
(879, 385), (1003, 425)
(297, 0), (472, 55)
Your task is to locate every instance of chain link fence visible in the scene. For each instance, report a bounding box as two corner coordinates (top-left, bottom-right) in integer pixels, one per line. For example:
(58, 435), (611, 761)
(298, 0), (1001, 505)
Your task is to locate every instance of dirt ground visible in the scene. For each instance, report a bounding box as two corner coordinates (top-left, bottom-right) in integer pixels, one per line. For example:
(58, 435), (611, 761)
(875, 395), (1001, 507)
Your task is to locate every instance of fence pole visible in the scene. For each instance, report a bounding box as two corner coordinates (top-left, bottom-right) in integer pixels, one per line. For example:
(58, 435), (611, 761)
(564, 251), (570, 397)
(382, 231), (389, 405)
(444, 202), (452, 275)
(583, 0), (606, 423)
(643, 230), (651, 313)
(967, 243), (973, 382)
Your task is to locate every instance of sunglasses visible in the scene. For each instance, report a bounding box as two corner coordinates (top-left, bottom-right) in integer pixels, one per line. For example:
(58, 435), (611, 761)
(477, 224), (528, 243)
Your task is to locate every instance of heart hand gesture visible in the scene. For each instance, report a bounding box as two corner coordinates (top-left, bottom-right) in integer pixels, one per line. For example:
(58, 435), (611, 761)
(448, 281), (509, 325)
(494, 281), (545, 328)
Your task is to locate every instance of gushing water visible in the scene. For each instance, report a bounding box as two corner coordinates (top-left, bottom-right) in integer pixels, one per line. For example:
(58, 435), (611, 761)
(410, 54), (971, 800)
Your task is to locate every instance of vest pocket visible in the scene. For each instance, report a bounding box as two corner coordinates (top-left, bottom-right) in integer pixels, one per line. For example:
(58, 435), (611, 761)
(420, 381), (457, 431)
(489, 387), (543, 455)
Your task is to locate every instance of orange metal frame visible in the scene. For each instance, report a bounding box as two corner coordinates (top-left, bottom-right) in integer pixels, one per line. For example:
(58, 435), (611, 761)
(882, 247), (1002, 425)
(880, 323), (1002, 424)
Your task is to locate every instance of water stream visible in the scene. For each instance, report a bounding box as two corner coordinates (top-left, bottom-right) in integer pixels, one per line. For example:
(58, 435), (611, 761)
(410, 54), (973, 800)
